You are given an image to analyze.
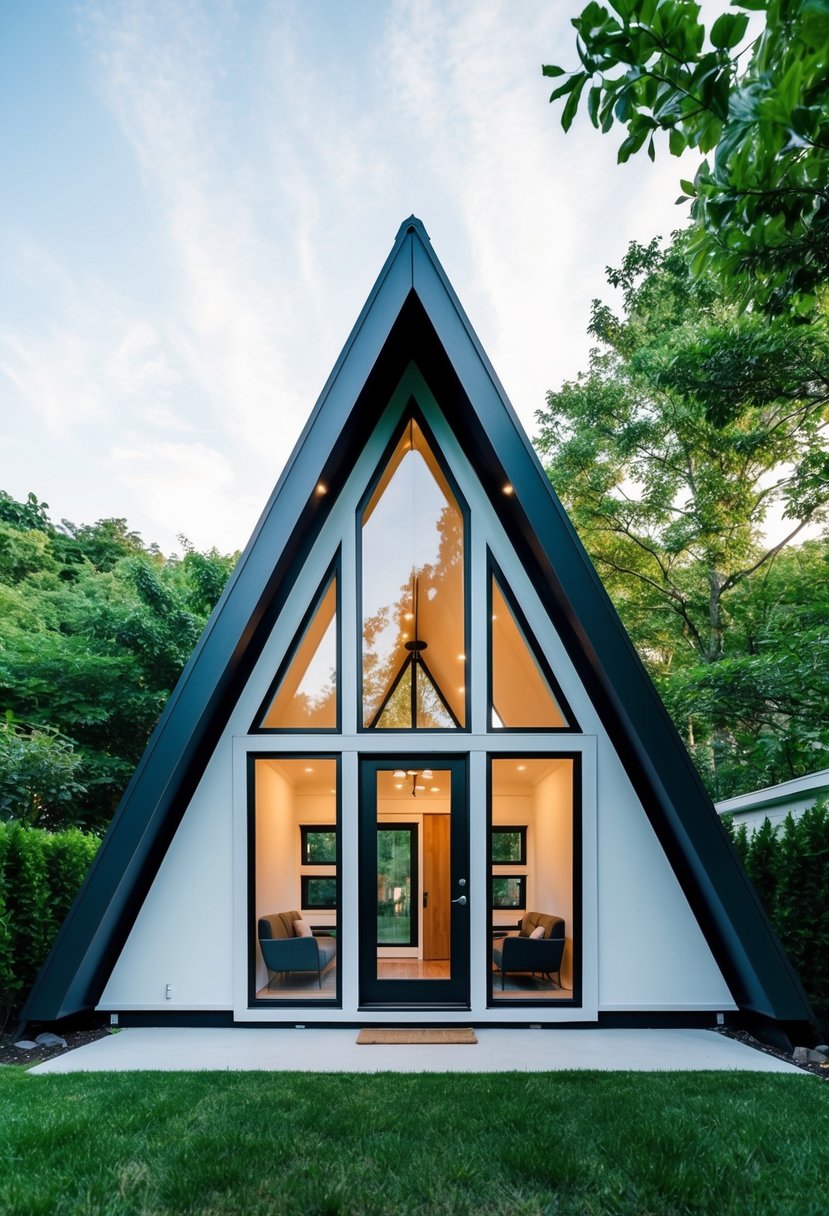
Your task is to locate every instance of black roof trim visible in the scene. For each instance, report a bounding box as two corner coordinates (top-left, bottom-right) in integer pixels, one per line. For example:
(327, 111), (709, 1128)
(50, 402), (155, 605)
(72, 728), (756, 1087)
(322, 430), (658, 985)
(24, 217), (813, 1026)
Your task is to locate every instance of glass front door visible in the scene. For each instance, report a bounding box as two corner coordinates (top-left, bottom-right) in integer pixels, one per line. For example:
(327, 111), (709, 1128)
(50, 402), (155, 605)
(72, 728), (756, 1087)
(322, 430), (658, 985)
(358, 757), (469, 1006)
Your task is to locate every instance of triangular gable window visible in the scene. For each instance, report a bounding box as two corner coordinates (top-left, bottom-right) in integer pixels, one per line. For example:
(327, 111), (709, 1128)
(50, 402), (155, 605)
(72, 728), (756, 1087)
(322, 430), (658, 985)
(361, 413), (467, 729)
(489, 564), (575, 731)
(255, 567), (339, 730)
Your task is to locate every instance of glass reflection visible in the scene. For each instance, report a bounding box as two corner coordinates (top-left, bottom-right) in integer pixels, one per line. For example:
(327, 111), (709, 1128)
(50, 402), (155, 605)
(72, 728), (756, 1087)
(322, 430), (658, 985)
(362, 419), (465, 728)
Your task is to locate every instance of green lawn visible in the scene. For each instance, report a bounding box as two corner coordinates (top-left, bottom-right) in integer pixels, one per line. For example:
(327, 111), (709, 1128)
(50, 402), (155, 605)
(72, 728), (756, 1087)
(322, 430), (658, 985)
(2, 1069), (827, 1215)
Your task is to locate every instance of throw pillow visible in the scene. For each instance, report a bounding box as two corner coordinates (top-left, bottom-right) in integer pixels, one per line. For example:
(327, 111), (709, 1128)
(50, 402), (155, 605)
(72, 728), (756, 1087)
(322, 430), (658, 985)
(294, 918), (313, 937)
(529, 925), (545, 939)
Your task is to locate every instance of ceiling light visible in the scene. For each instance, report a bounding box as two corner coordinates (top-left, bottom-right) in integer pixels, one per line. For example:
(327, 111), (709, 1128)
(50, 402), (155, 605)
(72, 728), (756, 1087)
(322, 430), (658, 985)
(517, 764), (526, 772)
(457, 653), (465, 661)
(393, 770), (406, 779)
(315, 483), (327, 496)
(415, 784), (425, 791)
(503, 483), (514, 495)
(394, 784), (403, 790)
(421, 769), (433, 780)
(304, 766), (314, 773)
(430, 786), (440, 793)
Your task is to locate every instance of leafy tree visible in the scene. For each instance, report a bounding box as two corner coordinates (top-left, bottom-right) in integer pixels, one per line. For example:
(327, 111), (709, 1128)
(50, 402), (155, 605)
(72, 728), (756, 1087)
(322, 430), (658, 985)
(0, 493), (238, 832)
(543, 0), (829, 316)
(535, 234), (829, 795)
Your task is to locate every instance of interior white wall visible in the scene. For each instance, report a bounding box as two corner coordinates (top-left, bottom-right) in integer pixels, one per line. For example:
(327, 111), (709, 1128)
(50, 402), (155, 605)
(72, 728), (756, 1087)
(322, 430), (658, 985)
(533, 765), (574, 988)
(98, 369), (736, 1020)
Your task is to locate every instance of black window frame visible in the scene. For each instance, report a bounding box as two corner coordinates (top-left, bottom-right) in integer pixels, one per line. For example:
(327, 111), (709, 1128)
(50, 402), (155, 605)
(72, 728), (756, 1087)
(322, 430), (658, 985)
(301, 874), (338, 910)
(491, 874), (527, 910)
(491, 825), (527, 865)
(300, 825), (337, 866)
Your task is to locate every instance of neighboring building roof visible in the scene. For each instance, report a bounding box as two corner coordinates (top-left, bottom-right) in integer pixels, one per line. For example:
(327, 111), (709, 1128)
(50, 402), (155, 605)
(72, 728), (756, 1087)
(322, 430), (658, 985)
(717, 768), (829, 832)
(23, 217), (814, 1029)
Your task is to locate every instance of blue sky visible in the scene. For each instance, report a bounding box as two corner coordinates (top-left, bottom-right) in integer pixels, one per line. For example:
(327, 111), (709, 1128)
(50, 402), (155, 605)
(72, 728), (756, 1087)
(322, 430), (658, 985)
(1, 1), (704, 556)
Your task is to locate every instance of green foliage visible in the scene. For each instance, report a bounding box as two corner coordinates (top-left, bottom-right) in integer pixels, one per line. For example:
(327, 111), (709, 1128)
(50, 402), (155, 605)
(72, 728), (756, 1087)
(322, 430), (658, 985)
(723, 804), (829, 1023)
(536, 232), (829, 798)
(0, 821), (99, 1028)
(0, 493), (238, 832)
(0, 719), (86, 828)
(544, 0), (829, 316)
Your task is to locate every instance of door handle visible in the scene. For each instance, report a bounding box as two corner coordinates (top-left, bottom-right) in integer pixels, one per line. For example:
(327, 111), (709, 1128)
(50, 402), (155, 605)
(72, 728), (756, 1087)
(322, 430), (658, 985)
(451, 895), (467, 906)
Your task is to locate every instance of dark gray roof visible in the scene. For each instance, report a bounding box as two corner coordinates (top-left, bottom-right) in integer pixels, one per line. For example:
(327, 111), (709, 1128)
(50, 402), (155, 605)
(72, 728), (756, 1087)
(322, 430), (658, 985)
(24, 217), (813, 1028)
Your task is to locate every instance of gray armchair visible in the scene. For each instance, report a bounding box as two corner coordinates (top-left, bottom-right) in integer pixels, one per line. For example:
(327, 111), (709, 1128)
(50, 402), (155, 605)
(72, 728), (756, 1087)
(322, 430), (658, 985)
(258, 911), (337, 989)
(492, 912), (565, 989)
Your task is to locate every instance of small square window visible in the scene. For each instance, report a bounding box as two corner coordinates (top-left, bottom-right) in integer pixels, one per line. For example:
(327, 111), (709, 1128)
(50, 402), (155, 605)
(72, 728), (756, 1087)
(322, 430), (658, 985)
(491, 826), (526, 865)
(301, 875), (337, 909)
(492, 875), (526, 910)
(300, 826), (337, 865)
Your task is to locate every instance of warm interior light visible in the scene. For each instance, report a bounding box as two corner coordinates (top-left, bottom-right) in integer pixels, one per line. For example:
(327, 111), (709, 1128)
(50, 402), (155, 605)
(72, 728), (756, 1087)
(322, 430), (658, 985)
(457, 653), (466, 661)
(304, 766), (314, 773)
(315, 483), (327, 496)
(393, 769), (406, 778)
(502, 483), (514, 495)
(421, 769), (433, 780)
(517, 764), (526, 772)
(430, 786), (440, 793)
(394, 783), (403, 790)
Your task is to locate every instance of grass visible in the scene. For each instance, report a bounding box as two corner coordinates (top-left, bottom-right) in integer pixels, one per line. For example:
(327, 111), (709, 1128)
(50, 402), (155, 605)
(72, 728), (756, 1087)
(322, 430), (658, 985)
(1, 1069), (828, 1215)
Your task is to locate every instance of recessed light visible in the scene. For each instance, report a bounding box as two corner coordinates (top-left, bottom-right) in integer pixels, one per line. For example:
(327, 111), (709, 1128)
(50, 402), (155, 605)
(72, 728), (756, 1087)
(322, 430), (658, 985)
(457, 653), (466, 661)
(458, 686), (465, 694)
(415, 783), (425, 791)
(422, 769), (433, 780)
(394, 783), (403, 790)
(430, 786), (440, 793)
(315, 483), (327, 496)
(404, 612), (414, 621)
(503, 484), (514, 495)
(304, 766), (314, 773)
(517, 764), (526, 772)
(393, 770), (406, 778)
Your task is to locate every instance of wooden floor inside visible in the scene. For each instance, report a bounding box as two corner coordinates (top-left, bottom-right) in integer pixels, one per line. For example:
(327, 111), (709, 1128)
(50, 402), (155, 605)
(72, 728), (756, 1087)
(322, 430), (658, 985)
(377, 958), (450, 979)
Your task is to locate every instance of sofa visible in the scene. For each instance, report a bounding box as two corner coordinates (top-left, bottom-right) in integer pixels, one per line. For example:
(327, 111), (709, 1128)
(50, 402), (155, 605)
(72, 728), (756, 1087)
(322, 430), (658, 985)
(258, 911), (337, 989)
(492, 911), (565, 989)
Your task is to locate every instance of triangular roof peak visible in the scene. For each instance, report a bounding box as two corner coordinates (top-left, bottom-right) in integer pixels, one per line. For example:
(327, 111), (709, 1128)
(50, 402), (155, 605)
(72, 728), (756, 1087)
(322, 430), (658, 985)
(24, 219), (813, 1031)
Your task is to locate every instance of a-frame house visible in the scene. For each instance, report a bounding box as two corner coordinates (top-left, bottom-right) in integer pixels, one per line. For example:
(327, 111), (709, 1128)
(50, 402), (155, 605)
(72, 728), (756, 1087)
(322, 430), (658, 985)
(25, 218), (813, 1037)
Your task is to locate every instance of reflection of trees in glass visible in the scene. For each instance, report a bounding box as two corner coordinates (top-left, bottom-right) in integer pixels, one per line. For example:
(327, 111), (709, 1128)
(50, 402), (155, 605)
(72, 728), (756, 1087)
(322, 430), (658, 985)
(302, 829), (336, 864)
(377, 827), (414, 944)
(363, 497), (464, 728)
(492, 829), (525, 864)
(301, 876), (337, 908)
(492, 876), (526, 909)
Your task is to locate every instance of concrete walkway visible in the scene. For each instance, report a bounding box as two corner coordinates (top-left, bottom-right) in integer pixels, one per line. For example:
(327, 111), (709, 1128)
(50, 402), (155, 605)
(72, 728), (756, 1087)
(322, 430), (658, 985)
(30, 1027), (808, 1075)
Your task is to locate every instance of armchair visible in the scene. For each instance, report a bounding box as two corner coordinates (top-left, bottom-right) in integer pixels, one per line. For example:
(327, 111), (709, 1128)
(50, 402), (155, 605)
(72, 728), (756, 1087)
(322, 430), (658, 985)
(258, 911), (337, 989)
(492, 912), (565, 989)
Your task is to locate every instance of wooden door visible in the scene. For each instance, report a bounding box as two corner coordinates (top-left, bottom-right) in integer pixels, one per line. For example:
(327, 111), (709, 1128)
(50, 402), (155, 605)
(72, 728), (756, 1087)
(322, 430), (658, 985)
(422, 814), (450, 959)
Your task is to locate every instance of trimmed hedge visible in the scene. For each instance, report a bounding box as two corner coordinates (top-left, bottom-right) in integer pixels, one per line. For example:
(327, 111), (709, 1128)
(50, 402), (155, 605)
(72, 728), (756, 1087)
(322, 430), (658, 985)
(725, 801), (829, 1026)
(0, 821), (99, 1029)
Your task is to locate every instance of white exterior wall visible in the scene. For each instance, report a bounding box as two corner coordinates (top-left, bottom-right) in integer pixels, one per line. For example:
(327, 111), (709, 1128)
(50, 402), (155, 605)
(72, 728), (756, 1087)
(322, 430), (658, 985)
(98, 369), (735, 1020)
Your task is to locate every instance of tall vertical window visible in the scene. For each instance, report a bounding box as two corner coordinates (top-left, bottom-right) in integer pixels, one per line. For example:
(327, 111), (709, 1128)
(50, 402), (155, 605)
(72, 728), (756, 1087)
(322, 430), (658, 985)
(361, 416), (466, 729)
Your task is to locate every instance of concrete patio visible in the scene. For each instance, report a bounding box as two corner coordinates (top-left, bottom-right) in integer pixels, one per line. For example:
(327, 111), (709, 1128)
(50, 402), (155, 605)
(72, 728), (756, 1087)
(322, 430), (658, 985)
(30, 1027), (809, 1075)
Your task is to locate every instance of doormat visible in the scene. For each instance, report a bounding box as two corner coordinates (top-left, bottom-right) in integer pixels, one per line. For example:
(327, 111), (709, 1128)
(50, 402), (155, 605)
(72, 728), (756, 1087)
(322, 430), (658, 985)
(357, 1028), (477, 1045)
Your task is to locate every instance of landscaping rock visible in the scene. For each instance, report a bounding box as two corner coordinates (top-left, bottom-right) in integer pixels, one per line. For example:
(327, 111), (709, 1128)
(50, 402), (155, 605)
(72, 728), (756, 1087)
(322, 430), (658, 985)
(793, 1045), (827, 1065)
(34, 1032), (67, 1048)
(814, 1045), (829, 1059)
(13, 1040), (38, 1051)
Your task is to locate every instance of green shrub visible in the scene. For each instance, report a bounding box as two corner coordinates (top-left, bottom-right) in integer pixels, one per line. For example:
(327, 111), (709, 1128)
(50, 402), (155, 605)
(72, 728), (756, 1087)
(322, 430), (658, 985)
(724, 800), (829, 1026)
(0, 821), (99, 1030)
